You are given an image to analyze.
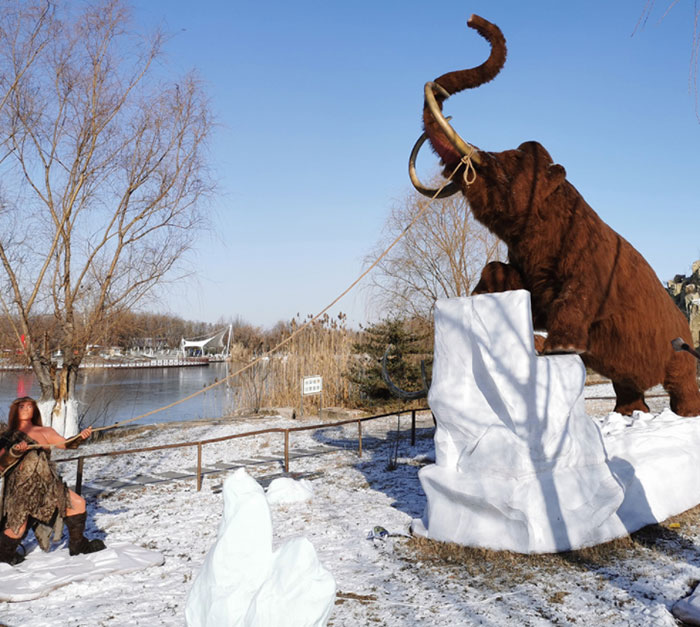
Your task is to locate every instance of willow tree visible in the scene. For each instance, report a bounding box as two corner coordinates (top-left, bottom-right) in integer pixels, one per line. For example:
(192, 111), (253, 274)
(0, 0), (213, 435)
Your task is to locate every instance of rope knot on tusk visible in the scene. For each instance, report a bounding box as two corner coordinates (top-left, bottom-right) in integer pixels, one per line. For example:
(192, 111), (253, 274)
(461, 148), (477, 186)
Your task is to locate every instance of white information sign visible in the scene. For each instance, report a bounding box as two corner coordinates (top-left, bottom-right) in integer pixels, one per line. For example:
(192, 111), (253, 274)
(302, 375), (323, 396)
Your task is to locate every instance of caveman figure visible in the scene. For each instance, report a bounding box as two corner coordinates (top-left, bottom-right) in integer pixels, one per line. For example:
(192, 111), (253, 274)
(0, 397), (105, 565)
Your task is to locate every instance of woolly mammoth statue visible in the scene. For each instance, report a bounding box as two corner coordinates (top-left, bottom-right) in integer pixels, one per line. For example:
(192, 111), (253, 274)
(410, 14), (700, 417)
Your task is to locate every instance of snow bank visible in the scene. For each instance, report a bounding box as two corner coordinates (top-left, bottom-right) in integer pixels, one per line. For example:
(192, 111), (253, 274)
(414, 291), (700, 553)
(604, 409), (700, 531)
(185, 469), (335, 627)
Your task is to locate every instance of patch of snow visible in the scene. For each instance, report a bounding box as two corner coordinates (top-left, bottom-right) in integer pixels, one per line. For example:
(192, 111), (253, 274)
(266, 476), (314, 504)
(417, 292), (625, 552)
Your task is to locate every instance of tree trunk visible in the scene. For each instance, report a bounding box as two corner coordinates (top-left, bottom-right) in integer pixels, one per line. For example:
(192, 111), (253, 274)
(28, 354), (54, 403)
(51, 364), (80, 437)
(29, 356), (80, 437)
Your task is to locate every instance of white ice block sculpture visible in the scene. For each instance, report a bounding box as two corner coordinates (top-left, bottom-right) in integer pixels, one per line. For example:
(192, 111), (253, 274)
(186, 469), (336, 626)
(412, 291), (627, 553)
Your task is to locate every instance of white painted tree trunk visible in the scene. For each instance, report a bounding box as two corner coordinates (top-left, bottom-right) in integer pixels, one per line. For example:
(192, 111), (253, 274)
(38, 398), (79, 437)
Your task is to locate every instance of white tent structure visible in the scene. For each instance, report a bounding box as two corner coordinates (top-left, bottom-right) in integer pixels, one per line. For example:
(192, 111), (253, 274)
(179, 325), (232, 359)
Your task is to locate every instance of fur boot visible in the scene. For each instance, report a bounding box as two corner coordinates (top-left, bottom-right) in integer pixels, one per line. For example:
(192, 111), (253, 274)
(64, 512), (105, 556)
(0, 531), (25, 565)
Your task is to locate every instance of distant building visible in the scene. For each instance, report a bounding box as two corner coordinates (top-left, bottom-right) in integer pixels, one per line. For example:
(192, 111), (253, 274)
(179, 325), (232, 358)
(130, 337), (169, 354)
(667, 260), (700, 348)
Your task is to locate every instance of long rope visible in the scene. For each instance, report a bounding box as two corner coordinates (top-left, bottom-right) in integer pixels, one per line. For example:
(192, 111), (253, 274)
(93, 165), (465, 433)
(27, 162), (467, 443)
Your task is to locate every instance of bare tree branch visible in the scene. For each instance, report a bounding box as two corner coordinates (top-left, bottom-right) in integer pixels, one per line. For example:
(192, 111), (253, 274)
(635, 0), (700, 121)
(367, 189), (505, 321)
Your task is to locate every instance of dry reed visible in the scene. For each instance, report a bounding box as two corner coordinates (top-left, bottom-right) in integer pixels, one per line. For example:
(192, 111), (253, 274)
(230, 313), (357, 413)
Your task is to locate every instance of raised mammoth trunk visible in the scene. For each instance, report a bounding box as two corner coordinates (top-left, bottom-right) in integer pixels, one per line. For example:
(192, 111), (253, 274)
(409, 14), (507, 197)
(430, 15), (507, 101)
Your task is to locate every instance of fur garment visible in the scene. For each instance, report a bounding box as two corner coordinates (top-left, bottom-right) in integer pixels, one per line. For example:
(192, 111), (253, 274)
(0, 423), (69, 551)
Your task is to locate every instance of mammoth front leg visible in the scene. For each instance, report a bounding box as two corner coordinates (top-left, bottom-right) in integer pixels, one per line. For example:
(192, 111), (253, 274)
(473, 262), (549, 331)
(472, 261), (526, 295)
(473, 262), (545, 352)
(542, 283), (594, 355)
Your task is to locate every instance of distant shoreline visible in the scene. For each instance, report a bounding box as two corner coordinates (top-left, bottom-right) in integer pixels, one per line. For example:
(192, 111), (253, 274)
(0, 357), (219, 372)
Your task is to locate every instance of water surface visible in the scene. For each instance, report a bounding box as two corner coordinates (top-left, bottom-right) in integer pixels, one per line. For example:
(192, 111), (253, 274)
(0, 363), (235, 428)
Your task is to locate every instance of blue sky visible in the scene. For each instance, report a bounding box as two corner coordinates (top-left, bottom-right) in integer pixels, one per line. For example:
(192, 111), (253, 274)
(132, 1), (700, 329)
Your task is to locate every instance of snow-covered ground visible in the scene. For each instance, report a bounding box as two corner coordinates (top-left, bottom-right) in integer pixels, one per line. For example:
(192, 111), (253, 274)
(3, 384), (700, 626)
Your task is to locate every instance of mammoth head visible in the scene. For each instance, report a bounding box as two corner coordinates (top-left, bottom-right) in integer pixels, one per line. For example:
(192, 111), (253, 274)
(409, 14), (507, 198)
(466, 141), (568, 230)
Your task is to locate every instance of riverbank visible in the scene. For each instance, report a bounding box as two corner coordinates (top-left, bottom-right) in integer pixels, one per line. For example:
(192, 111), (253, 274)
(0, 362), (235, 428)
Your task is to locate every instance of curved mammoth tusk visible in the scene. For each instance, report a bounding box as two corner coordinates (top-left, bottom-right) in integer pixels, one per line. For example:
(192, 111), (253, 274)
(408, 129), (462, 199)
(381, 345), (430, 400)
(424, 81), (481, 165)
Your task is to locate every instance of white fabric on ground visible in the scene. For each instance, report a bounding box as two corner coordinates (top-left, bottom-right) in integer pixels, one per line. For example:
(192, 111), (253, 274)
(673, 582), (700, 625)
(0, 542), (164, 602)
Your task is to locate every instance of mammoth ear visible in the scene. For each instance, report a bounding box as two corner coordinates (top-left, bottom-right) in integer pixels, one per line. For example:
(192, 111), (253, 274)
(545, 163), (566, 193)
(535, 163), (566, 205)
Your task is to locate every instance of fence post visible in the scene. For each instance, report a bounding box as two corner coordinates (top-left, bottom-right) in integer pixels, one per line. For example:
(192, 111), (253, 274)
(75, 457), (84, 495)
(357, 420), (362, 458)
(284, 430), (290, 473)
(411, 409), (416, 446)
(196, 443), (203, 491)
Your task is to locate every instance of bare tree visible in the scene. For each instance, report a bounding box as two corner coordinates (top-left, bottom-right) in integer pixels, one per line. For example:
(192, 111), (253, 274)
(0, 0), (213, 435)
(367, 190), (505, 321)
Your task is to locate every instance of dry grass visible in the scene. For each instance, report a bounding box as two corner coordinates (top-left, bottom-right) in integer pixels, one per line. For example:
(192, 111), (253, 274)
(230, 313), (357, 413)
(399, 503), (700, 589)
(335, 591), (378, 605)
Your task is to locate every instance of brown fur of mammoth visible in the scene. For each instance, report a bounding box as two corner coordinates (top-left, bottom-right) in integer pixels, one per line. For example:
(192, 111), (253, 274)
(417, 14), (700, 417)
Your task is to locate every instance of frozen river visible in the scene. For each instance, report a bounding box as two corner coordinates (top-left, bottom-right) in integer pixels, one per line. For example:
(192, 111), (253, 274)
(0, 362), (235, 428)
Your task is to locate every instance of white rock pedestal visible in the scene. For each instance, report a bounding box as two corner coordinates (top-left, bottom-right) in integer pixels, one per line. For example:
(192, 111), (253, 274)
(412, 291), (628, 553)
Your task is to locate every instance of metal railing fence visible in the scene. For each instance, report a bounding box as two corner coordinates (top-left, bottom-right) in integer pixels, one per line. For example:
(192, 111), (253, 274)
(57, 407), (432, 494)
